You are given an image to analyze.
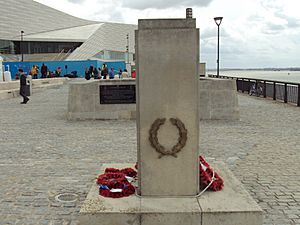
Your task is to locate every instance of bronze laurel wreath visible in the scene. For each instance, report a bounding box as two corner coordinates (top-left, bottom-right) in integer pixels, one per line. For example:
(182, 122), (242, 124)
(149, 118), (187, 158)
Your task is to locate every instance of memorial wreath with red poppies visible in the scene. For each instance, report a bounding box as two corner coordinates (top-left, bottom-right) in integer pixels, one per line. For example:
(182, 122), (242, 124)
(96, 156), (224, 198)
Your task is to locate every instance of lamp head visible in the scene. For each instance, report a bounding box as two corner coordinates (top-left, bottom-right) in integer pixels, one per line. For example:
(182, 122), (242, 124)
(214, 17), (223, 26)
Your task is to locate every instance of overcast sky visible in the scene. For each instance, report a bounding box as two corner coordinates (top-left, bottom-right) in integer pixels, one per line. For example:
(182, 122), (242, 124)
(36, 0), (300, 69)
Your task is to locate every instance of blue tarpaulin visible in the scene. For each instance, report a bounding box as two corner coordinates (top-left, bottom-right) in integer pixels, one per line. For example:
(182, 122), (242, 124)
(3, 60), (126, 79)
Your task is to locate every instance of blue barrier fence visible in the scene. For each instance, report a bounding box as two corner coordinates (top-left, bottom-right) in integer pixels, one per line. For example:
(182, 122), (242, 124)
(3, 60), (126, 80)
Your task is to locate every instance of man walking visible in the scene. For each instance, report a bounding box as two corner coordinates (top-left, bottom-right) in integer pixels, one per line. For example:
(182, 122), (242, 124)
(19, 69), (29, 104)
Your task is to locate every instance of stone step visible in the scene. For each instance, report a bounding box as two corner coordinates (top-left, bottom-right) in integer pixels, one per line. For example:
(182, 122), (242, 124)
(79, 162), (263, 225)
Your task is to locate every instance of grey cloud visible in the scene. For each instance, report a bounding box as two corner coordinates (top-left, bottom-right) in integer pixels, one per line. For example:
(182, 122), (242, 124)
(261, 0), (282, 11)
(201, 37), (248, 69)
(201, 28), (230, 40)
(248, 2), (300, 35)
(121, 0), (213, 10)
(91, 3), (125, 23)
(201, 28), (216, 39)
(94, 10), (125, 23)
(201, 41), (215, 54)
(274, 12), (300, 28)
(219, 39), (245, 55)
(247, 14), (265, 23)
(264, 22), (285, 33)
(262, 15), (300, 34)
(201, 35), (245, 56)
(67, 0), (85, 3)
(260, 1), (300, 30)
(287, 19), (300, 28)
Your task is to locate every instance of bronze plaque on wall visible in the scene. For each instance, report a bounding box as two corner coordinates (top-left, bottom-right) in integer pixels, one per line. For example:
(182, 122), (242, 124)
(100, 85), (136, 104)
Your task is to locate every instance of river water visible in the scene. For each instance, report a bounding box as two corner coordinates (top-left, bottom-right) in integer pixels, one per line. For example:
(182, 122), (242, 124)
(208, 70), (300, 83)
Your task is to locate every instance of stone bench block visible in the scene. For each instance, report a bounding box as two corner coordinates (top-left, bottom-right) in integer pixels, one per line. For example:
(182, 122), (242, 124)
(68, 78), (239, 121)
(67, 80), (136, 120)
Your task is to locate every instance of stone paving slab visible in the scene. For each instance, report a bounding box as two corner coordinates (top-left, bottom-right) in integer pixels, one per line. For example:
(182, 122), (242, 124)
(0, 83), (299, 225)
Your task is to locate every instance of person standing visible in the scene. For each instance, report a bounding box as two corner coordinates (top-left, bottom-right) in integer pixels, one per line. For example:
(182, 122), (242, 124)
(85, 68), (90, 80)
(131, 69), (136, 78)
(55, 67), (61, 77)
(121, 69), (129, 78)
(108, 68), (114, 79)
(31, 65), (38, 79)
(102, 66), (108, 79)
(93, 67), (98, 79)
(41, 63), (48, 78)
(89, 65), (94, 78)
(118, 69), (122, 78)
(19, 70), (29, 104)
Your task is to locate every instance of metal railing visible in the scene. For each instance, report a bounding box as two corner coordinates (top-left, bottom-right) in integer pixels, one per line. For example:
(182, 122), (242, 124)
(208, 74), (300, 107)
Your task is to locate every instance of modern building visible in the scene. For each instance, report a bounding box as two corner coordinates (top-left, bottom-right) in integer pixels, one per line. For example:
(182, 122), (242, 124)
(0, 0), (136, 62)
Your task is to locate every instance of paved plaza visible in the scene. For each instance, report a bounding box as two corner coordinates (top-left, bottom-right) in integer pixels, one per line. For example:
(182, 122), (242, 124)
(0, 83), (299, 225)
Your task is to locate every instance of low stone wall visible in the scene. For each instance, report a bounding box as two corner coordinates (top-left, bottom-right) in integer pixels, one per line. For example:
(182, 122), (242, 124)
(32, 77), (69, 88)
(67, 79), (136, 120)
(0, 77), (69, 100)
(67, 78), (239, 120)
(0, 81), (19, 91)
(199, 78), (239, 120)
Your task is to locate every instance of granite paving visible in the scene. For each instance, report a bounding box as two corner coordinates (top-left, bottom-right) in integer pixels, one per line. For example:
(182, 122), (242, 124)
(0, 83), (299, 225)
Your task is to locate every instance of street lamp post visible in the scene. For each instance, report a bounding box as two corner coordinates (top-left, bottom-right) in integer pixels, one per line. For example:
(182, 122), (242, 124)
(214, 17), (223, 77)
(126, 33), (129, 64)
(21, 30), (24, 62)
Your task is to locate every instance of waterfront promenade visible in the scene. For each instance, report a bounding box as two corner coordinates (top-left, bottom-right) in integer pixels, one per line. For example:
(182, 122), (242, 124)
(0, 83), (299, 225)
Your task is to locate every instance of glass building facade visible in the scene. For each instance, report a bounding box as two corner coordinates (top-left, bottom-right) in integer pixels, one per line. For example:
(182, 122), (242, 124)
(0, 40), (82, 55)
(0, 40), (14, 54)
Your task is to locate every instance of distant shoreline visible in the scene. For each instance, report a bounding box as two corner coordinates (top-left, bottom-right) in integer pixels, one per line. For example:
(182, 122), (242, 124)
(207, 68), (300, 71)
(206, 70), (300, 83)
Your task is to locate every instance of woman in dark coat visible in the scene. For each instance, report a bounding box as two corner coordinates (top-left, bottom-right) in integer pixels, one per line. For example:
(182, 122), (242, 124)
(19, 70), (29, 104)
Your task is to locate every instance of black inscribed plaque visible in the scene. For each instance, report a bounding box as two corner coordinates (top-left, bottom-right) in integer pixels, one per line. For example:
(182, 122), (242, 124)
(100, 85), (136, 104)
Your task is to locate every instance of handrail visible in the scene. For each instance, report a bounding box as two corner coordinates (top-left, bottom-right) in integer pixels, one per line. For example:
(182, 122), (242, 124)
(59, 49), (71, 61)
(207, 74), (300, 107)
(51, 49), (65, 61)
(207, 74), (300, 86)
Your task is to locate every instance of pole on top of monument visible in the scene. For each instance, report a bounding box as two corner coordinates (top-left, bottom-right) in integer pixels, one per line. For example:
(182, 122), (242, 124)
(186, 8), (193, 19)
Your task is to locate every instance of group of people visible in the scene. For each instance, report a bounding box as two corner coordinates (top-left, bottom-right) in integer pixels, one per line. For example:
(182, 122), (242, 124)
(34, 64), (61, 78)
(15, 64), (62, 80)
(85, 64), (136, 80)
(40, 63), (61, 78)
(15, 63), (136, 80)
(17, 63), (137, 104)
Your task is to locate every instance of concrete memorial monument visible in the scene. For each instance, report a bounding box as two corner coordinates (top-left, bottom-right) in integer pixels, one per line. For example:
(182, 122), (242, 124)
(79, 14), (262, 225)
(136, 18), (199, 196)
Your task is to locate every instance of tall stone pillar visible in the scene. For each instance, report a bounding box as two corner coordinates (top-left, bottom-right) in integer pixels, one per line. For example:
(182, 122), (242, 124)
(136, 19), (199, 196)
